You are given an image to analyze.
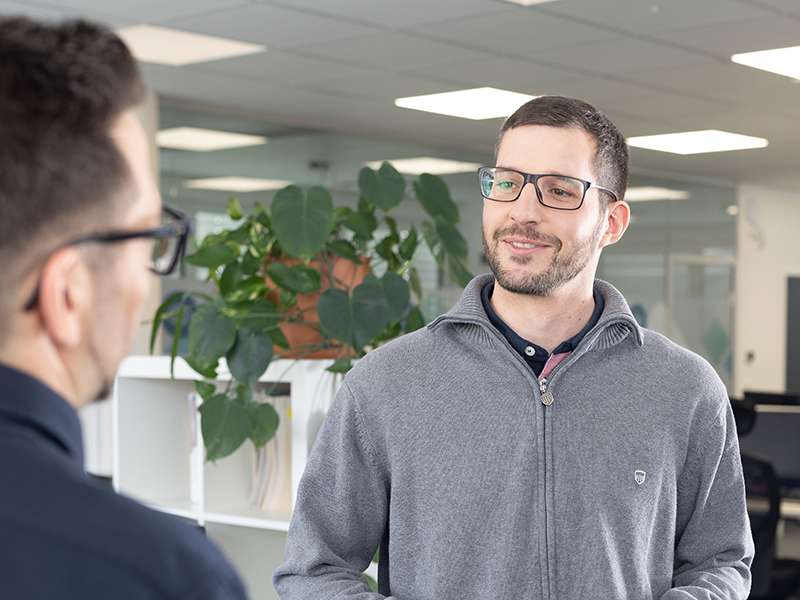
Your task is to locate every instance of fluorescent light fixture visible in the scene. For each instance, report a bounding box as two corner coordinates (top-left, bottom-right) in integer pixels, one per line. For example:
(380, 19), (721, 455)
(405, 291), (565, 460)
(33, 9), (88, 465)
(157, 127), (267, 151)
(116, 25), (265, 66)
(184, 177), (291, 192)
(627, 130), (768, 155)
(732, 45), (800, 80)
(365, 157), (482, 175)
(624, 187), (690, 202)
(500, 0), (563, 4)
(395, 87), (536, 120)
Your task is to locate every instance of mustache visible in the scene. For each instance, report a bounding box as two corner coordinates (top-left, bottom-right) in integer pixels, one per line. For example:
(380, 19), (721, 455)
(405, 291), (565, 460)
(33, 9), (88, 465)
(493, 225), (562, 251)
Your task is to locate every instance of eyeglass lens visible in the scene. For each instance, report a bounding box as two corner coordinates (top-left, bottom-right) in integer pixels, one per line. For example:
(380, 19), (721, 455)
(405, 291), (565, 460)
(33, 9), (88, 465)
(480, 168), (586, 209)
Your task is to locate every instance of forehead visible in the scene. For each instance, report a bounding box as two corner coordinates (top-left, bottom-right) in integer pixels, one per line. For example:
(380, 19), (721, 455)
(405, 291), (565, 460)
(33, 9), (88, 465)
(496, 125), (597, 179)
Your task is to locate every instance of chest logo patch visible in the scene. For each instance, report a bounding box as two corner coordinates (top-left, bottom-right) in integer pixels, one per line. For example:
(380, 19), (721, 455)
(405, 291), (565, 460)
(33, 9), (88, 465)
(634, 470), (647, 485)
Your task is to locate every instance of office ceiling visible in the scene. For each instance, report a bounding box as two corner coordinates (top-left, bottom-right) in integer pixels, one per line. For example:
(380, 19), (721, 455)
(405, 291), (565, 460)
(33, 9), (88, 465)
(4, 0), (800, 188)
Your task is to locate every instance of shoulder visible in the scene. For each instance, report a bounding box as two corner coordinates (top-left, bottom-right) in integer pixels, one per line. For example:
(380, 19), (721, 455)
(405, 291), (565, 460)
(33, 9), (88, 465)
(0, 450), (247, 599)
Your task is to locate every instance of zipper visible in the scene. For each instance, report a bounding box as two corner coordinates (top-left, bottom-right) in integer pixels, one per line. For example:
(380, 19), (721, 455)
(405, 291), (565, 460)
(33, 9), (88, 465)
(539, 378), (554, 406)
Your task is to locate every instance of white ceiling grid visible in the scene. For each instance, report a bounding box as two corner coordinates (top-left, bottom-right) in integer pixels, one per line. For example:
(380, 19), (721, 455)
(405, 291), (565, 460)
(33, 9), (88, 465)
(1, 0), (800, 185)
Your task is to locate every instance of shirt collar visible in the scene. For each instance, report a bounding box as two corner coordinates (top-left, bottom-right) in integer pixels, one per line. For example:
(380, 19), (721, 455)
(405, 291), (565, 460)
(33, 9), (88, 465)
(0, 362), (84, 468)
(481, 281), (605, 373)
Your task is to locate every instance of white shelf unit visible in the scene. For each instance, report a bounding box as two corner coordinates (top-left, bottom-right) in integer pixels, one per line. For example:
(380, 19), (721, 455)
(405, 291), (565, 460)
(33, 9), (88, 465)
(112, 355), (339, 598)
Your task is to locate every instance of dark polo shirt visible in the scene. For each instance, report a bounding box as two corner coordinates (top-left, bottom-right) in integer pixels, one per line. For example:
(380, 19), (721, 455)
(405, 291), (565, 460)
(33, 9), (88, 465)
(481, 281), (604, 377)
(0, 362), (249, 599)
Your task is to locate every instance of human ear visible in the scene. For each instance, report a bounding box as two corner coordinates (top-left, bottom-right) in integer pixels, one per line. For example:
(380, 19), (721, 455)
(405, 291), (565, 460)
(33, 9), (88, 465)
(37, 248), (92, 349)
(598, 200), (630, 249)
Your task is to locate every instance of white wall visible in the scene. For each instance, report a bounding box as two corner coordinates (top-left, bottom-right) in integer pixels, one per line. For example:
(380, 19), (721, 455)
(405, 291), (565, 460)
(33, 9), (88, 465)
(734, 182), (800, 396)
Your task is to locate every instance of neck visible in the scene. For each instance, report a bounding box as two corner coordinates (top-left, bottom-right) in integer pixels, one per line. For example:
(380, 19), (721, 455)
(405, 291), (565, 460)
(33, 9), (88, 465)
(489, 277), (596, 354)
(0, 323), (83, 410)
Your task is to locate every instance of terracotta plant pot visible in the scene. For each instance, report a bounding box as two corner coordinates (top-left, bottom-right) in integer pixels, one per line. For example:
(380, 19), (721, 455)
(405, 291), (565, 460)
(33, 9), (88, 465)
(267, 256), (371, 359)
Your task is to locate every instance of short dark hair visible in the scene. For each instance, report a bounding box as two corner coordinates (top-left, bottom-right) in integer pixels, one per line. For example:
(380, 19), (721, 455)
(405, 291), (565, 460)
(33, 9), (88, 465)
(0, 17), (145, 333)
(495, 95), (629, 206)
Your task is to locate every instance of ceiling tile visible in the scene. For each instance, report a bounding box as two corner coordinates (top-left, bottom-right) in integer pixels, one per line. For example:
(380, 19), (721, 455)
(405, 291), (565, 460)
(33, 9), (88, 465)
(298, 32), (485, 70)
(412, 8), (620, 58)
(197, 50), (377, 86)
(161, 3), (376, 47)
(651, 16), (800, 57)
(303, 74), (460, 102)
(541, 0), (768, 35)
(272, 0), (505, 28)
(13, 0), (249, 24)
(409, 56), (585, 91)
(0, 1), (70, 19)
(533, 37), (708, 76)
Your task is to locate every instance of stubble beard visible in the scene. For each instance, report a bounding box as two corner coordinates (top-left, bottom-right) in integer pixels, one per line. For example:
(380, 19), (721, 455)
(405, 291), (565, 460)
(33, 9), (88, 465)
(483, 216), (604, 297)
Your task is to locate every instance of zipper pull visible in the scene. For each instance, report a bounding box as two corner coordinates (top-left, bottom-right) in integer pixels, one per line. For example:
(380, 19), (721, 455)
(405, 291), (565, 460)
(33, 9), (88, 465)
(539, 378), (554, 406)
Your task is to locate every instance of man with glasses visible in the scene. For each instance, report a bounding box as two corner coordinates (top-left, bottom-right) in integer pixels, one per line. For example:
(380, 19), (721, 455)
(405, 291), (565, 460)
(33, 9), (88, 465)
(0, 17), (247, 599)
(275, 96), (753, 599)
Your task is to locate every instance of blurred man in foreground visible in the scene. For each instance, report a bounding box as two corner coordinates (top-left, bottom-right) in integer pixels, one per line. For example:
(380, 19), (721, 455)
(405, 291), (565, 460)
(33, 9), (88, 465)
(0, 17), (248, 599)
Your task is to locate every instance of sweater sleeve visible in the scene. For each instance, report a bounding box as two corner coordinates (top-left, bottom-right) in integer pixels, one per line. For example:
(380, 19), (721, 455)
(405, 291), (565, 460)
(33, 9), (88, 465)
(660, 396), (754, 600)
(273, 383), (393, 600)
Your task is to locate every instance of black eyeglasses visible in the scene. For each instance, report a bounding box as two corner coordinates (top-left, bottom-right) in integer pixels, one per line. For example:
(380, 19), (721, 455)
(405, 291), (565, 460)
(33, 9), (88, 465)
(478, 166), (618, 210)
(24, 206), (191, 311)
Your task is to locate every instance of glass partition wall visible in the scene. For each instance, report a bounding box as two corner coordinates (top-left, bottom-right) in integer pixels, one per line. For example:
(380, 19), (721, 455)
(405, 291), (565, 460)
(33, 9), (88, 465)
(157, 103), (737, 389)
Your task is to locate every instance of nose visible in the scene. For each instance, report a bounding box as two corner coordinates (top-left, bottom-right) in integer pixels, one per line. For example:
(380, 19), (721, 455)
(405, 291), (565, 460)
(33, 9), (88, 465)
(508, 181), (544, 225)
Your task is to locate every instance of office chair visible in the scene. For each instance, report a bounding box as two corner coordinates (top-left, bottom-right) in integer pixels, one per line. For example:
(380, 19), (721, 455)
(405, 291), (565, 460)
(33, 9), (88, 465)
(732, 399), (800, 599)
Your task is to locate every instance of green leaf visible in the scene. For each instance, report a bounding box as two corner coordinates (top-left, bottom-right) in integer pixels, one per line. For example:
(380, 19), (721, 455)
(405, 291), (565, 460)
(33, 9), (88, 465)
(248, 221), (271, 255)
(184, 241), (240, 269)
(343, 211), (378, 239)
(226, 277), (266, 304)
(183, 354), (219, 379)
(326, 240), (362, 264)
(409, 266), (423, 300)
(374, 237), (394, 262)
(241, 300), (280, 332)
(269, 327), (290, 349)
(317, 275), (389, 353)
(414, 173), (459, 225)
(447, 253), (474, 288)
(188, 305), (237, 372)
(271, 185), (334, 260)
(398, 225), (418, 262)
(253, 202), (270, 228)
(241, 248), (263, 275)
(227, 197), (244, 220)
(267, 262), (321, 294)
(219, 261), (243, 297)
(226, 328), (274, 387)
(385, 216), (400, 244)
(358, 162), (405, 212)
(199, 394), (251, 461)
(150, 291), (186, 354)
(248, 402), (280, 448)
(381, 271), (410, 324)
(326, 358), (353, 373)
(226, 221), (251, 244)
(194, 380), (216, 401)
(405, 306), (426, 332)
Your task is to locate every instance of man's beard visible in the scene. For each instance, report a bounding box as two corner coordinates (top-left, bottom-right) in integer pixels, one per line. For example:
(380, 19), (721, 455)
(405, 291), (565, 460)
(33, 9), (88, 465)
(483, 217), (604, 297)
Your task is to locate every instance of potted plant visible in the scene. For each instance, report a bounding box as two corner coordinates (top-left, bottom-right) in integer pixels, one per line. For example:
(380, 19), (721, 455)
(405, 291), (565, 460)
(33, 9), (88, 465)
(151, 162), (473, 462)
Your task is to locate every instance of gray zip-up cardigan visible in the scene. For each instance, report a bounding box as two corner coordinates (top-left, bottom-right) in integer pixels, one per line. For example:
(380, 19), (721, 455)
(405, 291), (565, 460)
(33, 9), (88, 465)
(274, 274), (753, 600)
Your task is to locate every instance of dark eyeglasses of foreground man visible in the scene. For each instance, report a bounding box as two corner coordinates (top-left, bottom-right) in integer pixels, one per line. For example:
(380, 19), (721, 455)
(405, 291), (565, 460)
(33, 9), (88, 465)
(0, 17), (249, 600)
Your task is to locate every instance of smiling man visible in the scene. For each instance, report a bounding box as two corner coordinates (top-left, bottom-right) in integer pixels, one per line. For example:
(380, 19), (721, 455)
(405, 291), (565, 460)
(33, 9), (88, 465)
(0, 17), (248, 599)
(274, 96), (753, 599)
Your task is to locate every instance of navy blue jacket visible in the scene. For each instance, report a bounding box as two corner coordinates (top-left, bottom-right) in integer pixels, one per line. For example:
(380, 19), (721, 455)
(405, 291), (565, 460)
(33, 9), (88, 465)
(0, 363), (249, 599)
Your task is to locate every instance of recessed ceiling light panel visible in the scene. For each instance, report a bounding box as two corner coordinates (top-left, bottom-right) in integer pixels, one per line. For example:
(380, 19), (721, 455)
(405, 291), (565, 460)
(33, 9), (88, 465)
(395, 87), (536, 120)
(365, 157), (482, 175)
(627, 130), (768, 155)
(624, 186), (690, 202)
(157, 127), (267, 151)
(732, 45), (800, 80)
(116, 25), (265, 66)
(184, 177), (291, 192)
(500, 0), (563, 4)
